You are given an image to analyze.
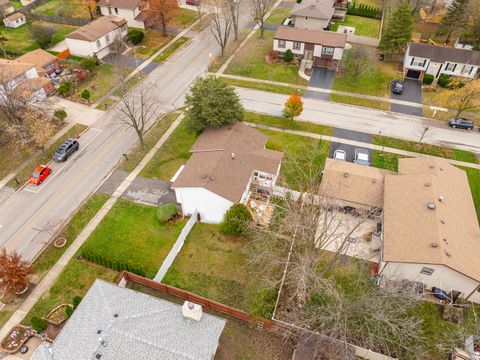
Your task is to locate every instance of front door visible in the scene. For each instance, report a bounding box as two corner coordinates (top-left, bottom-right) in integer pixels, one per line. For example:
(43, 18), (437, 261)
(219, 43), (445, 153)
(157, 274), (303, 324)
(304, 50), (313, 61)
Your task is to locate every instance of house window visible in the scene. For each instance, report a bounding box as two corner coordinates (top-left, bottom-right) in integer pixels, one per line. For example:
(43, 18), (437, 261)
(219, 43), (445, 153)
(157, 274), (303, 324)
(293, 42), (301, 50)
(462, 65), (474, 74)
(96, 39), (101, 48)
(114, 7), (119, 14)
(420, 267), (434, 275)
(105, 34), (110, 43)
(410, 57), (426, 67)
(322, 46), (334, 56)
(278, 40), (286, 48)
(445, 62), (457, 71)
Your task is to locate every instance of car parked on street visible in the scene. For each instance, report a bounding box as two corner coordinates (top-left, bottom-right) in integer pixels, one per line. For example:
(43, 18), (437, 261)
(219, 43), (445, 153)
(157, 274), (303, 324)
(53, 139), (79, 162)
(333, 149), (346, 161)
(29, 165), (52, 185)
(354, 149), (370, 166)
(448, 118), (474, 130)
(391, 80), (404, 95)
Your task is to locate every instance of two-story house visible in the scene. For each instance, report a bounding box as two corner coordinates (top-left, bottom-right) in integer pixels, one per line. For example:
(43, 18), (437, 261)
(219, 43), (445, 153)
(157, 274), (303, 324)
(403, 42), (480, 81)
(16, 49), (61, 77)
(290, 0), (347, 31)
(273, 26), (347, 70)
(98, 0), (150, 29)
(65, 15), (128, 58)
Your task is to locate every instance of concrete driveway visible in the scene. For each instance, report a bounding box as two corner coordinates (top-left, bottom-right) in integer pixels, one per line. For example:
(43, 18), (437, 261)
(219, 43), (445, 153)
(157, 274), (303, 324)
(305, 67), (336, 100)
(390, 79), (423, 116)
(102, 53), (159, 74)
(329, 128), (372, 163)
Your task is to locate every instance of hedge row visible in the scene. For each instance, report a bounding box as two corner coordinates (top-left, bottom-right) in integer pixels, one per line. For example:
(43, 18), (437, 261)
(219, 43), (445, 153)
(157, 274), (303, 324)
(81, 250), (146, 277)
(347, 2), (382, 19)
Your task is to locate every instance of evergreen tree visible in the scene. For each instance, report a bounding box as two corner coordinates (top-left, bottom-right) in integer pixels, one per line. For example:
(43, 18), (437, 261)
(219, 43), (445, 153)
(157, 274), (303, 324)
(437, 0), (470, 44)
(184, 76), (244, 134)
(378, 3), (413, 56)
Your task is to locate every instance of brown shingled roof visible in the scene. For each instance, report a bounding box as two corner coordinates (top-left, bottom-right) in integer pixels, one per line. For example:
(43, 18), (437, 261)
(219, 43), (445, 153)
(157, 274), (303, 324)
(16, 49), (57, 72)
(0, 59), (35, 81)
(408, 42), (480, 66)
(98, 0), (140, 9)
(66, 15), (126, 42)
(383, 157), (480, 281)
(4, 12), (25, 21)
(320, 158), (393, 208)
(274, 26), (347, 48)
(291, 0), (335, 20)
(172, 122), (283, 203)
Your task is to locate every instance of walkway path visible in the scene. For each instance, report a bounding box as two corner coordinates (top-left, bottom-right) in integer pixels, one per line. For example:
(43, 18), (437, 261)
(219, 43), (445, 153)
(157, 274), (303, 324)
(247, 122), (480, 169)
(0, 115), (183, 340)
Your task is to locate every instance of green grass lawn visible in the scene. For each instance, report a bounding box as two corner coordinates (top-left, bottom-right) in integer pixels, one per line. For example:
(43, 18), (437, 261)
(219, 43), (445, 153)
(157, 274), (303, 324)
(461, 166), (480, 222)
(135, 30), (174, 60)
(225, 30), (308, 86)
(32, 0), (91, 18)
(154, 36), (189, 62)
(119, 112), (180, 173)
(330, 15), (381, 38)
(333, 60), (400, 97)
(81, 199), (186, 278)
(266, 6), (291, 25)
(140, 121), (197, 180)
(371, 150), (405, 172)
(172, 8), (198, 28)
(224, 77), (305, 96)
(330, 93), (390, 110)
(1, 22), (77, 54)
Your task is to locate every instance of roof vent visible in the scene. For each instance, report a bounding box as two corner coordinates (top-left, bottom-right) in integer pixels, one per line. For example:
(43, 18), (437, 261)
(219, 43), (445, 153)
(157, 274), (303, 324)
(343, 172), (349, 178)
(95, 354), (102, 359)
(97, 330), (102, 334)
(427, 203), (436, 210)
(440, 220), (445, 224)
(438, 196), (444, 202)
(431, 243), (438, 248)
(231, 152), (235, 159)
(113, 313), (119, 318)
(99, 337), (107, 348)
(445, 251), (451, 257)
(424, 182), (430, 187)
(429, 165), (435, 169)
(371, 178), (376, 183)
(182, 301), (203, 321)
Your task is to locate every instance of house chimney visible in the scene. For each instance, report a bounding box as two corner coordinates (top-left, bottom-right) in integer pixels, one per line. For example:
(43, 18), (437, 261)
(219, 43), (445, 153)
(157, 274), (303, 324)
(182, 301), (203, 321)
(231, 152), (235, 159)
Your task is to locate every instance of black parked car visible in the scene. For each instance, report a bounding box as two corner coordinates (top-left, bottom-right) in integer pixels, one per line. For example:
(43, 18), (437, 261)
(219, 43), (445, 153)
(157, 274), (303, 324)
(391, 80), (404, 95)
(53, 139), (79, 162)
(448, 118), (474, 130)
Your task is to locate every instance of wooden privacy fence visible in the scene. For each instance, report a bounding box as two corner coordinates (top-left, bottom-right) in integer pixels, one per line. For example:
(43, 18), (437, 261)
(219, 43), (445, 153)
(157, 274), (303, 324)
(24, 12), (89, 26)
(117, 271), (275, 329)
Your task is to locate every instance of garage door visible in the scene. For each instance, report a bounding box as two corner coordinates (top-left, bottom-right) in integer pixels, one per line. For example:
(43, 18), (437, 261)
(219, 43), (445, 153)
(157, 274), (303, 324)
(406, 69), (421, 79)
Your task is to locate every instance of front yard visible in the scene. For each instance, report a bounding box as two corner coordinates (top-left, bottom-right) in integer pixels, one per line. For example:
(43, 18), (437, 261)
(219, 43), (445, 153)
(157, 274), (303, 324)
(134, 30), (175, 60)
(81, 199), (186, 279)
(330, 15), (381, 38)
(225, 30), (308, 86)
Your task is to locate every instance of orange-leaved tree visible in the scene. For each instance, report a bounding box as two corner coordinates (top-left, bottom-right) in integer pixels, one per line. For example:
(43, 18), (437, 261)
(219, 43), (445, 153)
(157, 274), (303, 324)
(283, 93), (303, 122)
(437, 78), (480, 118)
(143, 0), (179, 36)
(0, 248), (34, 296)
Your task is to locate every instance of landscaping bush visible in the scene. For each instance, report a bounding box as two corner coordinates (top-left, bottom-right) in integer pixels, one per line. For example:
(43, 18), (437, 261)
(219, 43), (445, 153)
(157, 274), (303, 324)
(220, 203), (253, 237)
(437, 74), (451, 88)
(80, 58), (98, 72)
(58, 82), (73, 96)
(72, 296), (82, 309)
(30, 316), (47, 332)
(80, 250), (147, 277)
(65, 305), (73, 318)
(127, 29), (144, 45)
(30, 24), (56, 49)
(283, 49), (294, 63)
(53, 109), (67, 121)
(422, 74), (434, 85)
(347, 2), (382, 18)
(81, 89), (91, 102)
(156, 204), (178, 224)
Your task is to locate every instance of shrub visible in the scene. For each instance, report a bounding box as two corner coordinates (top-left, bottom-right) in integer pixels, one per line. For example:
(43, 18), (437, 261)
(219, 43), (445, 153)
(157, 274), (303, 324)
(422, 74), (434, 85)
(58, 82), (73, 96)
(437, 74), (451, 88)
(81, 89), (91, 101)
(347, 1), (382, 18)
(30, 24), (56, 49)
(30, 316), (47, 332)
(72, 296), (82, 309)
(80, 58), (98, 72)
(156, 204), (177, 224)
(127, 29), (144, 45)
(220, 203), (253, 237)
(65, 305), (74, 318)
(53, 109), (67, 121)
(283, 49), (294, 62)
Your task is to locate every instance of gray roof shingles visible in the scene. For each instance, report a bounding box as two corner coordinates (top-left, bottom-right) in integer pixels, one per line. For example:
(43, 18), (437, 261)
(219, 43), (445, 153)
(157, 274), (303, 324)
(408, 42), (480, 66)
(32, 280), (226, 360)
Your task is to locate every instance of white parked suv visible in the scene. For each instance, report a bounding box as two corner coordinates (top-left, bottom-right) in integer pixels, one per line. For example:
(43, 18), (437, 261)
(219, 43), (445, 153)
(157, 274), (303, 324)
(333, 149), (347, 161)
(354, 149), (370, 166)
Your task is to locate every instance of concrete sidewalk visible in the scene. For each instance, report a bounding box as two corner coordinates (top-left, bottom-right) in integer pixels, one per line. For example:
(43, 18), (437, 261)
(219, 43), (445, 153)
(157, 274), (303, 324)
(0, 114), (183, 340)
(246, 122), (480, 170)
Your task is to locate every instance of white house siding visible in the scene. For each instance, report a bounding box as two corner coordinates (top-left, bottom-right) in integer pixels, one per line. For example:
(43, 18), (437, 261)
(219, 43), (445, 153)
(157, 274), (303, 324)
(99, 6), (145, 29)
(313, 44), (322, 57)
(66, 26), (128, 58)
(65, 37), (95, 57)
(3, 16), (26, 28)
(273, 39), (304, 55)
(174, 187), (234, 224)
(293, 16), (329, 31)
(380, 261), (480, 303)
(404, 52), (479, 80)
(333, 47), (343, 60)
(404, 54), (429, 72)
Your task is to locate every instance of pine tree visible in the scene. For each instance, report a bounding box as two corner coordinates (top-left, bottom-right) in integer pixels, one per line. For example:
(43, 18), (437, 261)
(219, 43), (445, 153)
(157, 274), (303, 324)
(378, 3), (413, 56)
(437, 0), (470, 44)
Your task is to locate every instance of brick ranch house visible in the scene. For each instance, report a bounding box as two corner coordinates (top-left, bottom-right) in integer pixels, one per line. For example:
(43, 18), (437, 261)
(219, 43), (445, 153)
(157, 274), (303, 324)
(273, 26), (347, 70)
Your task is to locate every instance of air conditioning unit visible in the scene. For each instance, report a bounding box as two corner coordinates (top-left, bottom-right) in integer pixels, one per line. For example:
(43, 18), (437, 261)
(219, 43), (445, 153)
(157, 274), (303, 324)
(182, 301), (202, 321)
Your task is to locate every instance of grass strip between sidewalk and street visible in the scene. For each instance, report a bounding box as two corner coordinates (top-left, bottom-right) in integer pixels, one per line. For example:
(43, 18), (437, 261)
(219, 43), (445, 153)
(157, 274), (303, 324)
(224, 77), (305, 96)
(154, 37), (189, 63)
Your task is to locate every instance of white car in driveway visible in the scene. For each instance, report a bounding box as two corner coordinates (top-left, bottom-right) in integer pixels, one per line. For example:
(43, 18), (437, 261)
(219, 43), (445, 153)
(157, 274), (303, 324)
(333, 149), (347, 161)
(354, 149), (370, 166)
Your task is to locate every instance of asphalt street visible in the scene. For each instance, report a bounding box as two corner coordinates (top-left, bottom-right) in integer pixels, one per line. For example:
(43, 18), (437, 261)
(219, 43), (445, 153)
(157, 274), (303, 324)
(236, 87), (480, 154)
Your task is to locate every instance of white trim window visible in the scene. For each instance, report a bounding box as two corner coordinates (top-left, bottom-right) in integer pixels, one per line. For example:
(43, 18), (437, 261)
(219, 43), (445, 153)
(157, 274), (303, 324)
(277, 39), (286, 49)
(95, 39), (101, 48)
(420, 267), (434, 275)
(293, 42), (301, 50)
(445, 62), (457, 71)
(462, 65), (474, 75)
(410, 57), (426, 67)
(322, 46), (334, 56)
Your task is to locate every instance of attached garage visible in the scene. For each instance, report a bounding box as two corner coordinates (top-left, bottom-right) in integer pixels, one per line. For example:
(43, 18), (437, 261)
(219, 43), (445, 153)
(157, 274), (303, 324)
(405, 69), (422, 80)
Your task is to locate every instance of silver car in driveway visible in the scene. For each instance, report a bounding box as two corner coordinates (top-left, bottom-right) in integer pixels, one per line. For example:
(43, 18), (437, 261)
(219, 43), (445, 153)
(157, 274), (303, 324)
(333, 149), (347, 161)
(354, 149), (370, 166)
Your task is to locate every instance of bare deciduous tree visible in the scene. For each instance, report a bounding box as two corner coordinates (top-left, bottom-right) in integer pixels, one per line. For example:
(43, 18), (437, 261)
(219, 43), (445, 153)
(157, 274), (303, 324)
(117, 84), (159, 147)
(250, 0), (275, 38)
(210, 0), (233, 57)
(339, 45), (372, 85)
(226, 0), (241, 41)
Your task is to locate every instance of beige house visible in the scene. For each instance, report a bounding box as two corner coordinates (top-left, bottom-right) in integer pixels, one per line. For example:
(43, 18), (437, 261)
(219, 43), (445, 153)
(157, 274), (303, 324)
(65, 15), (128, 58)
(3, 12), (26, 28)
(380, 158), (480, 304)
(291, 0), (347, 31)
(17, 49), (60, 76)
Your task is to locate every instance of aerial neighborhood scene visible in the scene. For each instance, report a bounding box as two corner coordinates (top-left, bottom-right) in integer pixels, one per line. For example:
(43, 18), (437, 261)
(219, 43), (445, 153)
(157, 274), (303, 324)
(1, 0), (480, 357)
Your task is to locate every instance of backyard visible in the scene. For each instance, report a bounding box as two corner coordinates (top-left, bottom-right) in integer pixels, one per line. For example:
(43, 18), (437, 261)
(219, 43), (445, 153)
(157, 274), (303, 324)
(81, 199), (186, 278)
(330, 15), (381, 38)
(32, 0), (92, 18)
